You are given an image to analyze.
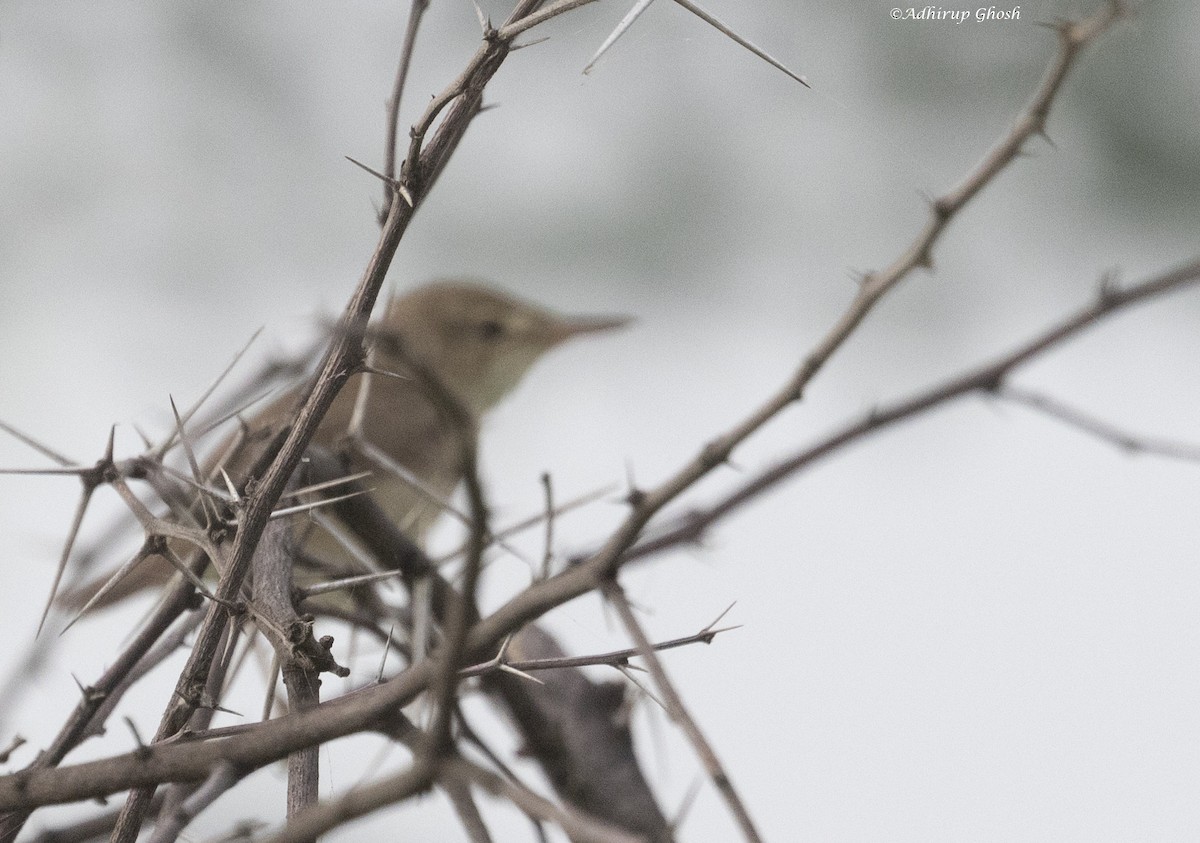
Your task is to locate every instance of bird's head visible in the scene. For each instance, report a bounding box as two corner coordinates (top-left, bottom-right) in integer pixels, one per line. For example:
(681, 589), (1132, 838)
(377, 281), (629, 415)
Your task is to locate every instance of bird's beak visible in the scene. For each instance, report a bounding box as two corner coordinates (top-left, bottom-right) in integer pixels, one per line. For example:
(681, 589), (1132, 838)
(546, 313), (632, 345)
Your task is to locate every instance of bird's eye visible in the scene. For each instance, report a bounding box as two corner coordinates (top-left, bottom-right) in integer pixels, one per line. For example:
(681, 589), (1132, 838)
(477, 320), (505, 340)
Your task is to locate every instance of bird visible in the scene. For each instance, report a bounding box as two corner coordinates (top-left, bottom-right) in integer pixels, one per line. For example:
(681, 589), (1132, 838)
(60, 280), (628, 617)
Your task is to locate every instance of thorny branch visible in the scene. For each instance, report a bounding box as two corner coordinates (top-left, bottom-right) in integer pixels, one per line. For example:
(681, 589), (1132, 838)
(614, 257), (1200, 568)
(3, 256), (1195, 815)
(603, 580), (757, 842)
(458, 618), (737, 678)
(0, 2), (1162, 842)
(380, 0), (431, 224)
(107, 0), (555, 837)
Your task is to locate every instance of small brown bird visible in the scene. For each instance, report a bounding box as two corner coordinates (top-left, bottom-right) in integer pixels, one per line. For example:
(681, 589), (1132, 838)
(63, 280), (627, 613)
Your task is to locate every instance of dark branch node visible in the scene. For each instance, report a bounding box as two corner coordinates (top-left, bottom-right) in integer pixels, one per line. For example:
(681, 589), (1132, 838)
(1097, 270), (1122, 305)
(979, 371), (1006, 394)
(699, 440), (728, 471)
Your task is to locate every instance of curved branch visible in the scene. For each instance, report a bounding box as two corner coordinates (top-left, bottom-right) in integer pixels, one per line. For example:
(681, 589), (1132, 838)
(619, 257), (1200, 565)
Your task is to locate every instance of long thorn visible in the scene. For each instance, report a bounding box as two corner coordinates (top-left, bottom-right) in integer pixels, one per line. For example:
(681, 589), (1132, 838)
(58, 538), (156, 636)
(584, 0), (655, 74)
(0, 419), (75, 467)
(671, 0), (809, 87)
(346, 155), (394, 186)
(158, 327), (265, 458)
(36, 485), (96, 637)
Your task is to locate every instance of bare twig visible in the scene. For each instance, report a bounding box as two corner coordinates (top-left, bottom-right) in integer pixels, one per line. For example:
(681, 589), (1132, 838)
(0, 6), (1140, 840)
(460, 620), (737, 677)
(582, 0), (653, 73)
(282, 662), (321, 835)
(499, 0), (601, 40)
(0, 568), (207, 843)
(617, 257), (1200, 566)
(263, 759), (435, 843)
(108, 138), (409, 843)
(153, 327), (265, 462)
(444, 755), (646, 843)
(443, 777), (494, 843)
(59, 540), (205, 637)
(0, 739), (24, 767)
(548, 9), (1123, 660)
(999, 384), (1200, 462)
(248, 509), (344, 833)
(390, 342), (488, 758)
(540, 472), (555, 579)
(0, 419), (76, 466)
(107, 2), (574, 821)
(557, 0), (1129, 587)
(7, 257), (1193, 815)
(24, 794), (166, 843)
(107, 4), (561, 833)
(167, 396), (211, 526)
(297, 480), (612, 599)
(145, 762), (239, 843)
(31, 427), (116, 637)
(604, 580), (758, 842)
(380, 0), (431, 224)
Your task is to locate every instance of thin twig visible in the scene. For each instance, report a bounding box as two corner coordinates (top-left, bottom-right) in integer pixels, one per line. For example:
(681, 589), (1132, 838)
(617, 257), (1200, 566)
(443, 755), (645, 843)
(380, 0), (431, 224)
(23, 794), (166, 843)
(153, 327), (265, 462)
(604, 580), (759, 842)
(499, 0), (601, 40)
(297, 480), (612, 598)
(555, 0), (1128, 590)
(540, 472), (555, 580)
(460, 621), (737, 677)
(107, 4), (557, 834)
(107, 130), (412, 843)
(392, 342), (489, 758)
(443, 777), (494, 843)
(6, 257), (1192, 815)
(263, 760), (435, 843)
(452, 705), (551, 842)
(32, 427), (116, 637)
(145, 762), (239, 843)
(999, 384), (1200, 462)
(0, 4), (1139, 833)
(0, 419), (76, 466)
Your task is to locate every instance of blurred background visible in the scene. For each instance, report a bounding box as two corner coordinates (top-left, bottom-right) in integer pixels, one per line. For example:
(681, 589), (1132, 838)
(2, 0), (1199, 840)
